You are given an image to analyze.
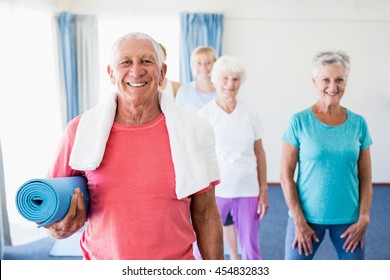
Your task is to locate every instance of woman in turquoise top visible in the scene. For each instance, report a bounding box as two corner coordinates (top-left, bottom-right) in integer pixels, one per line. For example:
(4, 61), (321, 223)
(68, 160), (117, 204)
(280, 50), (373, 260)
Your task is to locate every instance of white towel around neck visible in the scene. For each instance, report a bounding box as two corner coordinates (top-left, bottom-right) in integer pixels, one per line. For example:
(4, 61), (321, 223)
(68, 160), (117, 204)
(69, 91), (220, 199)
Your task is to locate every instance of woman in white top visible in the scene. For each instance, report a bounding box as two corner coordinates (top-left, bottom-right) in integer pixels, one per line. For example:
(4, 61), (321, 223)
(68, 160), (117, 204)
(177, 46), (236, 259)
(158, 43), (181, 99)
(198, 55), (269, 260)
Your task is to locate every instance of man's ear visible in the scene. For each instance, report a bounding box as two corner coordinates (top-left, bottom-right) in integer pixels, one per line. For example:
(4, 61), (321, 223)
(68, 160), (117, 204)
(159, 63), (167, 86)
(107, 65), (115, 85)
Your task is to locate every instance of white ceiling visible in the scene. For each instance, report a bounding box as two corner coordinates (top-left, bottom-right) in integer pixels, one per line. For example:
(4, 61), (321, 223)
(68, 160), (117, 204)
(4, 0), (390, 20)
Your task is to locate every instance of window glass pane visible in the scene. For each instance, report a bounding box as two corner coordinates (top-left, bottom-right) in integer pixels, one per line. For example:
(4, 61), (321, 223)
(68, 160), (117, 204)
(0, 6), (180, 246)
(0, 3), (62, 245)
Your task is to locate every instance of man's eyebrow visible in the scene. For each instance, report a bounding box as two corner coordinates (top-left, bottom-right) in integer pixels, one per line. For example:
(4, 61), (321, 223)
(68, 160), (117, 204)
(141, 54), (157, 60)
(117, 55), (131, 61)
(117, 53), (157, 62)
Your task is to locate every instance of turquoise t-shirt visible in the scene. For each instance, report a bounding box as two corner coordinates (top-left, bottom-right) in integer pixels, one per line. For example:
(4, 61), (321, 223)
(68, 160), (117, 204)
(282, 107), (372, 224)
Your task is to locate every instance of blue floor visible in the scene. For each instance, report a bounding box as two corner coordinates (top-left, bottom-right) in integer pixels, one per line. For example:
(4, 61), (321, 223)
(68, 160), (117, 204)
(3, 186), (390, 260)
(259, 185), (390, 260)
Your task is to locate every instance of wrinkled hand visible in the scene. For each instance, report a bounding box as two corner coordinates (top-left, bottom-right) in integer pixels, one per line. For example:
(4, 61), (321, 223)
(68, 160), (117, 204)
(293, 222), (319, 256)
(44, 188), (87, 239)
(340, 218), (369, 253)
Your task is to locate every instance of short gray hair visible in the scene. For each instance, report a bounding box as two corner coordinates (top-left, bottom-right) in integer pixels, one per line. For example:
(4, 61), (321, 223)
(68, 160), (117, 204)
(211, 55), (246, 85)
(109, 32), (164, 67)
(312, 50), (351, 79)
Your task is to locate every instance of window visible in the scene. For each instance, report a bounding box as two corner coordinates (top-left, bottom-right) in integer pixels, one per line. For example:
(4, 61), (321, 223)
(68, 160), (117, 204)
(0, 3), (63, 245)
(0, 6), (181, 246)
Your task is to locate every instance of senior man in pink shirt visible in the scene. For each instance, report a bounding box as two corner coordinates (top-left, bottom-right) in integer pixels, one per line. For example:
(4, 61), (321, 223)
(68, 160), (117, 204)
(45, 32), (223, 260)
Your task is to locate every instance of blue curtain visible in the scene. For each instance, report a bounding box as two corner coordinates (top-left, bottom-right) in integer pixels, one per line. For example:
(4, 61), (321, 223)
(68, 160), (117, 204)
(180, 13), (224, 83)
(59, 12), (79, 123)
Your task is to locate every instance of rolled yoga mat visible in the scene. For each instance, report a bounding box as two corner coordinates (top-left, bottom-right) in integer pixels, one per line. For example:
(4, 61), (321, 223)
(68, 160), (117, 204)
(15, 176), (89, 228)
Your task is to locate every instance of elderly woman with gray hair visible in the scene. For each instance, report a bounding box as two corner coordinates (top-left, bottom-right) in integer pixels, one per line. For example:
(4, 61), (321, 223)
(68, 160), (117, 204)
(198, 55), (269, 260)
(280, 50), (373, 260)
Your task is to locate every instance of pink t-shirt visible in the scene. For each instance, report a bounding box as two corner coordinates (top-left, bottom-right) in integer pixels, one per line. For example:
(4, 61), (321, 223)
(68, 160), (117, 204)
(48, 113), (213, 259)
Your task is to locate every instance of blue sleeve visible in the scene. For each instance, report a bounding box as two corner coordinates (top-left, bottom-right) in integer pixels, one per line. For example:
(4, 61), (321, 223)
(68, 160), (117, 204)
(282, 114), (300, 148)
(360, 117), (373, 150)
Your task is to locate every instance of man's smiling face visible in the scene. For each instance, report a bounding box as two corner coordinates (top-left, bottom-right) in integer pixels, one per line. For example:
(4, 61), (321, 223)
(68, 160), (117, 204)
(108, 38), (166, 105)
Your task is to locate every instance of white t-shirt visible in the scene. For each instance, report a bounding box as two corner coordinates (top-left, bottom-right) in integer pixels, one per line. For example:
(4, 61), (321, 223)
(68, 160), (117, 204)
(198, 99), (263, 198)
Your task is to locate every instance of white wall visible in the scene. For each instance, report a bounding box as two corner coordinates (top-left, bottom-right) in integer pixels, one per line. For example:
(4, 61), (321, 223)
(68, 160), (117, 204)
(65, 0), (390, 183)
(3, 0), (390, 184)
(14, 0), (390, 183)
(223, 19), (390, 183)
(56, 0), (390, 21)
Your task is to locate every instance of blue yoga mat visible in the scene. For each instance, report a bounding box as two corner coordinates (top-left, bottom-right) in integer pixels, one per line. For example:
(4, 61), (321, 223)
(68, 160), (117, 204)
(15, 176), (89, 228)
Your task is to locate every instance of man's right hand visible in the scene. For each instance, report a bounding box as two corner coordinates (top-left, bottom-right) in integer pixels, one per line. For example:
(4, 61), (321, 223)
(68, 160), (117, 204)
(44, 188), (87, 239)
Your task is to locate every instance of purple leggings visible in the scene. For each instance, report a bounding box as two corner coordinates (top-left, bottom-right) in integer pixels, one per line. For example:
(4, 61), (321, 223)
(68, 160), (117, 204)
(217, 196), (262, 260)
